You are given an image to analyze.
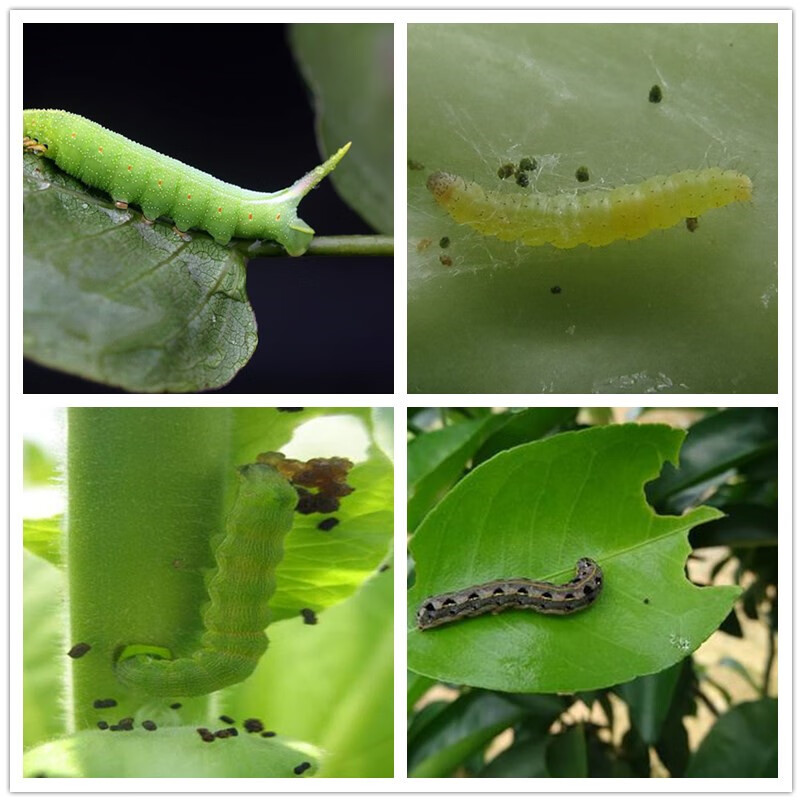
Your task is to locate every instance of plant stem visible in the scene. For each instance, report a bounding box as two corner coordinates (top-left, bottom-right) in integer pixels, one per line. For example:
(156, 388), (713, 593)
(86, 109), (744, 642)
(67, 408), (234, 730)
(243, 234), (393, 258)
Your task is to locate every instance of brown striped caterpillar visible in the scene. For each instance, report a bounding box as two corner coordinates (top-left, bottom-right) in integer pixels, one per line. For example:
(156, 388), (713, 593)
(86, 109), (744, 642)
(416, 557), (603, 630)
(426, 168), (752, 249)
(22, 109), (350, 256)
(114, 463), (297, 697)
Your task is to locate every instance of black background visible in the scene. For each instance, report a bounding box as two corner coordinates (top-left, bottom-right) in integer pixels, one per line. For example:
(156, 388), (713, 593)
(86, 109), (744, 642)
(23, 23), (393, 393)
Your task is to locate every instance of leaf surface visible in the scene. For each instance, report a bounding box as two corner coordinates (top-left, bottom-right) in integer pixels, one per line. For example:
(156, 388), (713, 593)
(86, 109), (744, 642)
(24, 153), (256, 392)
(408, 424), (740, 693)
(290, 23), (393, 234)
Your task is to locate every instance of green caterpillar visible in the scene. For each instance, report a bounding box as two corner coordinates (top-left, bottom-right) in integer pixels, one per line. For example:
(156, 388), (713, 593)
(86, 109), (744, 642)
(23, 109), (350, 256)
(114, 463), (297, 697)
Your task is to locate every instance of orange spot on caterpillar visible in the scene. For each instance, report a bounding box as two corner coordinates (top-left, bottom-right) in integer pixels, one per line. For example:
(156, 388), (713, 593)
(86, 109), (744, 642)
(427, 168), (752, 249)
(127, 165), (132, 171)
(187, 194), (192, 200)
(98, 146), (103, 153)
(217, 207), (223, 214)
(157, 179), (163, 186)
(275, 213), (281, 221)
(70, 131), (76, 138)
(248, 213), (254, 221)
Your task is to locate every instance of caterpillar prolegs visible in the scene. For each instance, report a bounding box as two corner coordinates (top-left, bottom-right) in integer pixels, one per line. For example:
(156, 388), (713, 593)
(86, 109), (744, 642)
(416, 557), (603, 630)
(114, 463), (297, 698)
(427, 168), (752, 248)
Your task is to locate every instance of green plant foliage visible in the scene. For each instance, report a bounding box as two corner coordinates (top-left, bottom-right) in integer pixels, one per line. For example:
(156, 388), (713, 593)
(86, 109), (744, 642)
(23, 553), (66, 749)
(408, 424), (740, 693)
(23, 154), (256, 393)
(22, 515), (62, 567)
(685, 698), (778, 777)
(408, 416), (503, 531)
(290, 23), (394, 234)
(408, 24), (777, 393)
(22, 727), (322, 778)
(23, 407), (393, 777)
(408, 690), (526, 778)
(23, 440), (58, 486)
(249, 567), (393, 777)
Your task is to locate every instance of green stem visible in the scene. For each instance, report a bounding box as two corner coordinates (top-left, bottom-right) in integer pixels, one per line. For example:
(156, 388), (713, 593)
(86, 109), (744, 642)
(67, 408), (235, 730)
(243, 234), (393, 258)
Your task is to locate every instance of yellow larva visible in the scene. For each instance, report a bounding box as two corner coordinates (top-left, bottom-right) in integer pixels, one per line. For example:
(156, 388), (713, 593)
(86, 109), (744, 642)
(426, 168), (752, 249)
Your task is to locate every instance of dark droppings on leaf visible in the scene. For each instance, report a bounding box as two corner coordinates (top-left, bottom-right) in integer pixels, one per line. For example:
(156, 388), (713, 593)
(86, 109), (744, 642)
(317, 517), (340, 532)
(97, 721), (109, 730)
(649, 84), (663, 103)
(300, 608), (318, 625)
(686, 217), (699, 232)
(408, 159), (425, 170)
(93, 698), (117, 709)
(197, 727), (215, 743)
(169, 702), (182, 709)
(262, 730), (277, 737)
(439, 236), (450, 249)
(379, 563), (390, 572)
(519, 157), (537, 172)
(67, 642), (91, 659)
(243, 718), (264, 733)
(550, 285), (562, 295)
(575, 166), (590, 182)
(439, 254), (453, 267)
(219, 715), (235, 724)
(497, 162), (515, 180)
(142, 720), (157, 731)
(109, 725), (122, 731)
(293, 761), (312, 775)
(643, 598), (650, 604)
(118, 717), (135, 731)
(515, 171), (529, 187)
(276, 407), (304, 412)
(215, 727), (238, 739)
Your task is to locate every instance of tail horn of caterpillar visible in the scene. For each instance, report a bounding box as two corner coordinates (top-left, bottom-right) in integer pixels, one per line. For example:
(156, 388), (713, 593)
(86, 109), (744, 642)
(23, 109), (350, 256)
(427, 168), (752, 249)
(114, 463), (297, 697)
(416, 557), (603, 630)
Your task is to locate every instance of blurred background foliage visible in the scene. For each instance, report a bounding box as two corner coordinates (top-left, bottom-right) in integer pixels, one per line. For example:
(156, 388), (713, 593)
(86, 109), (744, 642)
(407, 407), (777, 778)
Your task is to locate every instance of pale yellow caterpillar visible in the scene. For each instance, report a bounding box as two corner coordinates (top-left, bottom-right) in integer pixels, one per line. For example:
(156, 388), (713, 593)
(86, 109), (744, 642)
(426, 168), (752, 249)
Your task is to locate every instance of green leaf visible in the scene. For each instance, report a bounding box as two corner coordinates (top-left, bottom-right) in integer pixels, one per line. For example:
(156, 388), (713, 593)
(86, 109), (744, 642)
(686, 698), (778, 777)
(236, 568), (393, 778)
(647, 408), (778, 508)
(23, 515), (63, 567)
(23, 440), (58, 486)
(23, 553), (66, 749)
(408, 415), (503, 531)
(24, 153), (256, 392)
(473, 407), (579, 464)
(22, 726), (322, 778)
(231, 407), (394, 621)
(408, 690), (524, 777)
(690, 503), (777, 549)
(290, 23), (393, 234)
(408, 25), (777, 393)
(479, 730), (550, 777)
(408, 424), (740, 693)
(546, 725), (588, 777)
(408, 671), (437, 714)
(616, 661), (683, 744)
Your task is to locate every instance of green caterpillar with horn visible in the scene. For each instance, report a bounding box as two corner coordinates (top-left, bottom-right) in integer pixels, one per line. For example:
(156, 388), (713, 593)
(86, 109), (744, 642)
(23, 109), (350, 256)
